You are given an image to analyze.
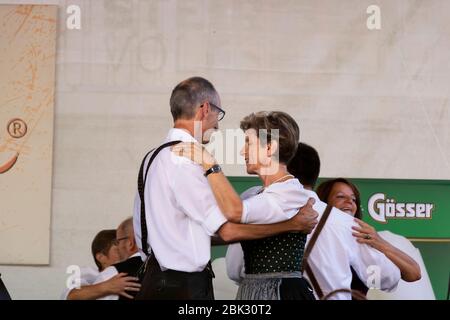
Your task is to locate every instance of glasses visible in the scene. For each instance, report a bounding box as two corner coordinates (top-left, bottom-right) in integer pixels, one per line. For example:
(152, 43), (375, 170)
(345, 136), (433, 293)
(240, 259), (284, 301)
(203, 102), (225, 121)
(113, 236), (128, 245)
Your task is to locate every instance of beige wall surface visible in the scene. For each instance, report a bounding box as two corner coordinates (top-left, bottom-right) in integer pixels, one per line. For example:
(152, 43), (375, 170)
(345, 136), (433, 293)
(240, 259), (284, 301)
(0, 4), (57, 264)
(0, 0), (449, 299)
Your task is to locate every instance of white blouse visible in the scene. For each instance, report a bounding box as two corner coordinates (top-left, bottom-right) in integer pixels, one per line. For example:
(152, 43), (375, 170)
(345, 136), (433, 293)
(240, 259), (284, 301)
(241, 178), (310, 224)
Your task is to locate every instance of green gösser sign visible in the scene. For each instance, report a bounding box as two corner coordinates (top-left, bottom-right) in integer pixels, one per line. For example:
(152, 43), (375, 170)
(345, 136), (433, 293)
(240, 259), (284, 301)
(354, 179), (449, 240)
(368, 193), (434, 223)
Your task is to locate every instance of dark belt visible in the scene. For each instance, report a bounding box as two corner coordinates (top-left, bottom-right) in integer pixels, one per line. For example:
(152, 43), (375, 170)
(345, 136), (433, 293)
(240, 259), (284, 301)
(162, 261), (215, 279)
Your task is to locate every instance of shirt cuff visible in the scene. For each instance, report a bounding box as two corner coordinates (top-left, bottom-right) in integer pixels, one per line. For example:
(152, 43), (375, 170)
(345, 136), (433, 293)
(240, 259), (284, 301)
(203, 206), (227, 236)
(241, 200), (250, 224)
(381, 263), (401, 292)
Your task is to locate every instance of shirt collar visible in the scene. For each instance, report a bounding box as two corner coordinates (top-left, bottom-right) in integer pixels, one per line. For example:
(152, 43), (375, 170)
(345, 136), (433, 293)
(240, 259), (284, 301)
(129, 252), (141, 259)
(166, 128), (198, 143)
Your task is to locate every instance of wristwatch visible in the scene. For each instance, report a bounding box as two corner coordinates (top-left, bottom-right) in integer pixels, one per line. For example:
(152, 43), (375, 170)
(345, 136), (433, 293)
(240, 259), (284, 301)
(204, 164), (222, 177)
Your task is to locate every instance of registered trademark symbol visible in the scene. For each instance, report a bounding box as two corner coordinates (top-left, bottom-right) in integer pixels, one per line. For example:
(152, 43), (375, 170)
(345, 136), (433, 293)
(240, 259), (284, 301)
(7, 118), (27, 139)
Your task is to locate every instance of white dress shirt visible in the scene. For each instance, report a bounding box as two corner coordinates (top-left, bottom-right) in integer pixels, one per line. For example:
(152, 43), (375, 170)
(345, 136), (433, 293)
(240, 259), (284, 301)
(93, 252), (142, 300)
(226, 188), (401, 300)
(133, 128), (228, 272)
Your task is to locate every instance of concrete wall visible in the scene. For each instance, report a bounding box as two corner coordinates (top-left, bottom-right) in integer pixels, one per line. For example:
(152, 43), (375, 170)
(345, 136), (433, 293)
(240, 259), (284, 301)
(1, 0), (449, 299)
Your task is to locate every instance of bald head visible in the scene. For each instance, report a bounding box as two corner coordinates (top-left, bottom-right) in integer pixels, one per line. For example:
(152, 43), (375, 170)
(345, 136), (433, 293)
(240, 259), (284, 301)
(116, 217), (138, 260)
(117, 217), (134, 237)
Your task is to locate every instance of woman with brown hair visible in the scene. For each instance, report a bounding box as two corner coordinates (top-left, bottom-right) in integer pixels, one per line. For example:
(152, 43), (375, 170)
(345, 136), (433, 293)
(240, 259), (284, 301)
(316, 178), (421, 296)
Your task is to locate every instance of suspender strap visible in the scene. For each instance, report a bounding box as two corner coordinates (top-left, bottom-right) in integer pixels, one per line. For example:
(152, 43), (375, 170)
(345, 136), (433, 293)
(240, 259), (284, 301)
(137, 140), (181, 256)
(301, 204), (333, 299)
(305, 263), (323, 298)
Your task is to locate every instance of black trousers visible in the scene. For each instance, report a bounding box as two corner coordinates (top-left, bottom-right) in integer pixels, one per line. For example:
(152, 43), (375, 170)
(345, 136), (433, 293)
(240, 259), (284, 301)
(136, 258), (214, 300)
(279, 277), (316, 300)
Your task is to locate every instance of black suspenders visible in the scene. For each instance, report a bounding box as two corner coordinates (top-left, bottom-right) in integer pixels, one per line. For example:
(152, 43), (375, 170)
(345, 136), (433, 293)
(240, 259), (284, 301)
(137, 140), (181, 256)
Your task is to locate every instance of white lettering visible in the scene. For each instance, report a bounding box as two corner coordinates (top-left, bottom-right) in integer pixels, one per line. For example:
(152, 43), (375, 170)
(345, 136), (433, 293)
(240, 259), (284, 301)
(425, 204), (434, 218)
(66, 265), (81, 289)
(368, 193), (434, 222)
(179, 304), (212, 317)
(366, 5), (381, 30)
(368, 193), (386, 223)
(385, 199), (396, 217)
(406, 203), (415, 217)
(366, 265), (381, 289)
(416, 203), (425, 218)
(66, 5), (81, 30)
(396, 203), (405, 217)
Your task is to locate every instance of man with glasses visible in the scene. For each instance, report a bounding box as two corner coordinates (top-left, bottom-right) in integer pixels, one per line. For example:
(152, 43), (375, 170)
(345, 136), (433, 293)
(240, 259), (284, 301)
(134, 77), (319, 300)
(93, 218), (142, 300)
(208, 102), (225, 121)
(62, 227), (141, 300)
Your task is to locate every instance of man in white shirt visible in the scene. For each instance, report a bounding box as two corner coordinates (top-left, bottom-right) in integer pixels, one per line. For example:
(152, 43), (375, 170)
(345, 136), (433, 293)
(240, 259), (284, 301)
(134, 77), (318, 300)
(93, 218), (142, 300)
(226, 143), (401, 300)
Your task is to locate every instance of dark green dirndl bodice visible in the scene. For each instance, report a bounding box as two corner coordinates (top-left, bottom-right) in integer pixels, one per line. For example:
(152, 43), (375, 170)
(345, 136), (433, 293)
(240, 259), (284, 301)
(241, 232), (306, 274)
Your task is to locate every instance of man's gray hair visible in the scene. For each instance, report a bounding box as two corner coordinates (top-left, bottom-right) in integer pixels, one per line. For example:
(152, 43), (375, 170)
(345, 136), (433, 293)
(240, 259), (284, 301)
(170, 77), (218, 121)
(118, 217), (134, 237)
